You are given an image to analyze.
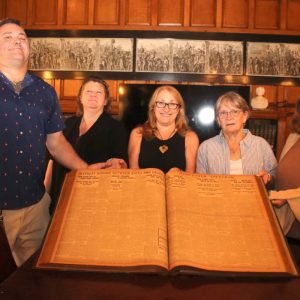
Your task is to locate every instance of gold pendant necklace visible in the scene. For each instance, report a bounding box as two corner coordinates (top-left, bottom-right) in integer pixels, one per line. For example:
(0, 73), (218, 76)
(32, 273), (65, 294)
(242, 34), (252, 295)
(156, 127), (176, 154)
(159, 145), (168, 154)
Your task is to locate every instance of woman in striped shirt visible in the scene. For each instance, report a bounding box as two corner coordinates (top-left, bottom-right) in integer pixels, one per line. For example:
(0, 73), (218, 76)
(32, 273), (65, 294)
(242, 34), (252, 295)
(196, 91), (277, 186)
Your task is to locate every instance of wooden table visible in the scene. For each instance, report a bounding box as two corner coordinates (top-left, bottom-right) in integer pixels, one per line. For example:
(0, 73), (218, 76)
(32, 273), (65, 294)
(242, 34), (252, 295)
(1, 252), (300, 300)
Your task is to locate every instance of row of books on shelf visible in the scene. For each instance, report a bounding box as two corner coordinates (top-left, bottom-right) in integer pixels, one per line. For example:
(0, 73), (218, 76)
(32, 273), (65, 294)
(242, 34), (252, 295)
(248, 119), (277, 150)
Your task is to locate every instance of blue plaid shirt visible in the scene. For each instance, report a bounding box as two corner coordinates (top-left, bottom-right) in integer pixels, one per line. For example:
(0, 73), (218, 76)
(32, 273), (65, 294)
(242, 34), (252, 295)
(0, 72), (65, 209)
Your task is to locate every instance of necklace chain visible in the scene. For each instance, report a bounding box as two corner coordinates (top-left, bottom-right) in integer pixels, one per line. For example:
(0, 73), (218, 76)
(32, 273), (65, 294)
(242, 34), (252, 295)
(156, 127), (176, 141)
(156, 127), (176, 154)
(11, 80), (23, 94)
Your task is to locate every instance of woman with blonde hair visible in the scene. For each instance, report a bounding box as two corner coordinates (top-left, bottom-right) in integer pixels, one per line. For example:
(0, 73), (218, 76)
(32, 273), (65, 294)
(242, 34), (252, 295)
(128, 85), (199, 173)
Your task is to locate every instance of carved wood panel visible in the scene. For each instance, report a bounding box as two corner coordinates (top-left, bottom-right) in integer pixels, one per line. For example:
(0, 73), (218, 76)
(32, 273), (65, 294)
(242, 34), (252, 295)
(0, 1), (5, 20)
(32, 0), (59, 25)
(286, 0), (300, 30)
(125, 0), (151, 26)
(94, 0), (120, 25)
(157, 0), (184, 26)
(254, 0), (279, 29)
(63, 0), (89, 25)
(4, 0), (28, 25)
(60, 79), (83, 99)
(282, 86), (300, 105)
(190, 0), (216, 27)
(1, 0), (299, 34)
(59, 79), (82, 113)
(222, 0), (249, 28)
(106, 80), (119, 114)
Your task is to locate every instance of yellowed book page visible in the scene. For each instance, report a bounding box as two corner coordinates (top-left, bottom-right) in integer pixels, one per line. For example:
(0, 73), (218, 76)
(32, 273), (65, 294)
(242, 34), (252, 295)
(49, 168), (168, 269)
(166, 172), (289, 273)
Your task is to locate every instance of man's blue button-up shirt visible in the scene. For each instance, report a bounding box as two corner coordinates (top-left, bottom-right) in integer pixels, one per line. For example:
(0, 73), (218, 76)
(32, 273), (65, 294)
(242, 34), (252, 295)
(0, 72), (65, 209)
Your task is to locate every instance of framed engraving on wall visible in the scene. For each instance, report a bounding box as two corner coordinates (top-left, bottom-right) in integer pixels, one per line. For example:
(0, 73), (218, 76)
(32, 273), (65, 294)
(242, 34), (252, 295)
(29, 38), (134, 72)
(60, 38), (98, 71)
(136, 38), (172, 73)
(98, 38), (133, 72)
(136, 38), (207, 74)
(207, 41), (243, 75)
(172, 39), (206, 74)
(281, 43), (300, 77)
(246, 42), (300, 77)
(29, 38), (62, 70)
(136, 39), (243, 75)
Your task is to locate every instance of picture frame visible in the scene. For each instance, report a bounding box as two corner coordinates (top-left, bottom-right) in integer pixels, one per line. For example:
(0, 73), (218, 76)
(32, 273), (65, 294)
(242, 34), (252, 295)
(207, 40), (243, 75)
(135, 39), (243, 75)
(26, 30), (300, 85)
(29, 38), (134, 72)
(246, 42), (300, 77)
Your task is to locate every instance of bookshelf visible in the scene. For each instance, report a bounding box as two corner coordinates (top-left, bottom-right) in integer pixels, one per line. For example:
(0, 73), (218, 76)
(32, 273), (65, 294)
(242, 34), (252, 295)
(247, 119), (277, 154)
(249, 108), (293, 159)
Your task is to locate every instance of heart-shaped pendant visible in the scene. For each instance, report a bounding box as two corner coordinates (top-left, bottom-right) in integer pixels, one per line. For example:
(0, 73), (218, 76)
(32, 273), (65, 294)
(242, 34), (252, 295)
(159, 145), (168, 154)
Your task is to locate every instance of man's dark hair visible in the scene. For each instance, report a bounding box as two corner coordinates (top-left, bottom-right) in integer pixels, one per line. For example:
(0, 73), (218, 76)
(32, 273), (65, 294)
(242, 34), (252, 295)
(0, 18), (21, 27)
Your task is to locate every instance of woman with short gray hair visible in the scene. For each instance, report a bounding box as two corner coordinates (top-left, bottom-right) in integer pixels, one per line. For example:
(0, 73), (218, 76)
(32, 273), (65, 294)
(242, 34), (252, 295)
(197, 91), (277, 186)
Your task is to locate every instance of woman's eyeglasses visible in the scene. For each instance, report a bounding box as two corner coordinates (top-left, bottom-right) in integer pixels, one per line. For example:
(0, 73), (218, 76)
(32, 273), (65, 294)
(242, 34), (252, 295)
(155, 101), (180, 110)
(218, 109), (241, 119)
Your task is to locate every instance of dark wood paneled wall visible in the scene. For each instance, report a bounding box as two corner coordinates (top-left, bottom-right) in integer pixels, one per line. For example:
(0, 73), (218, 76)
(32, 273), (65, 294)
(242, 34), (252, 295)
(1, 0), (300, 34)
(1, 0), (300, 157)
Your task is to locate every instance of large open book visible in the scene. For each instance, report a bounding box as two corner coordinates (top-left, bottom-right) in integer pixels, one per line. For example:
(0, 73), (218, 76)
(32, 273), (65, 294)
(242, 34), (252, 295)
(36, 169), (298, 276)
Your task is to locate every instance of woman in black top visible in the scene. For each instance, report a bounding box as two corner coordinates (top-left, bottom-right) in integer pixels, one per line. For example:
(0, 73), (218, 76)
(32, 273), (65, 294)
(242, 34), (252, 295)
(128, 85), (199, 173)
(46, 77), (128, 212)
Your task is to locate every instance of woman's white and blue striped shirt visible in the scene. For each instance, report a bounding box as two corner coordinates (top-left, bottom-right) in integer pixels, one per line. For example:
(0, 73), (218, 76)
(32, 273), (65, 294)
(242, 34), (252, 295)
(196, 129), (277, 176)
